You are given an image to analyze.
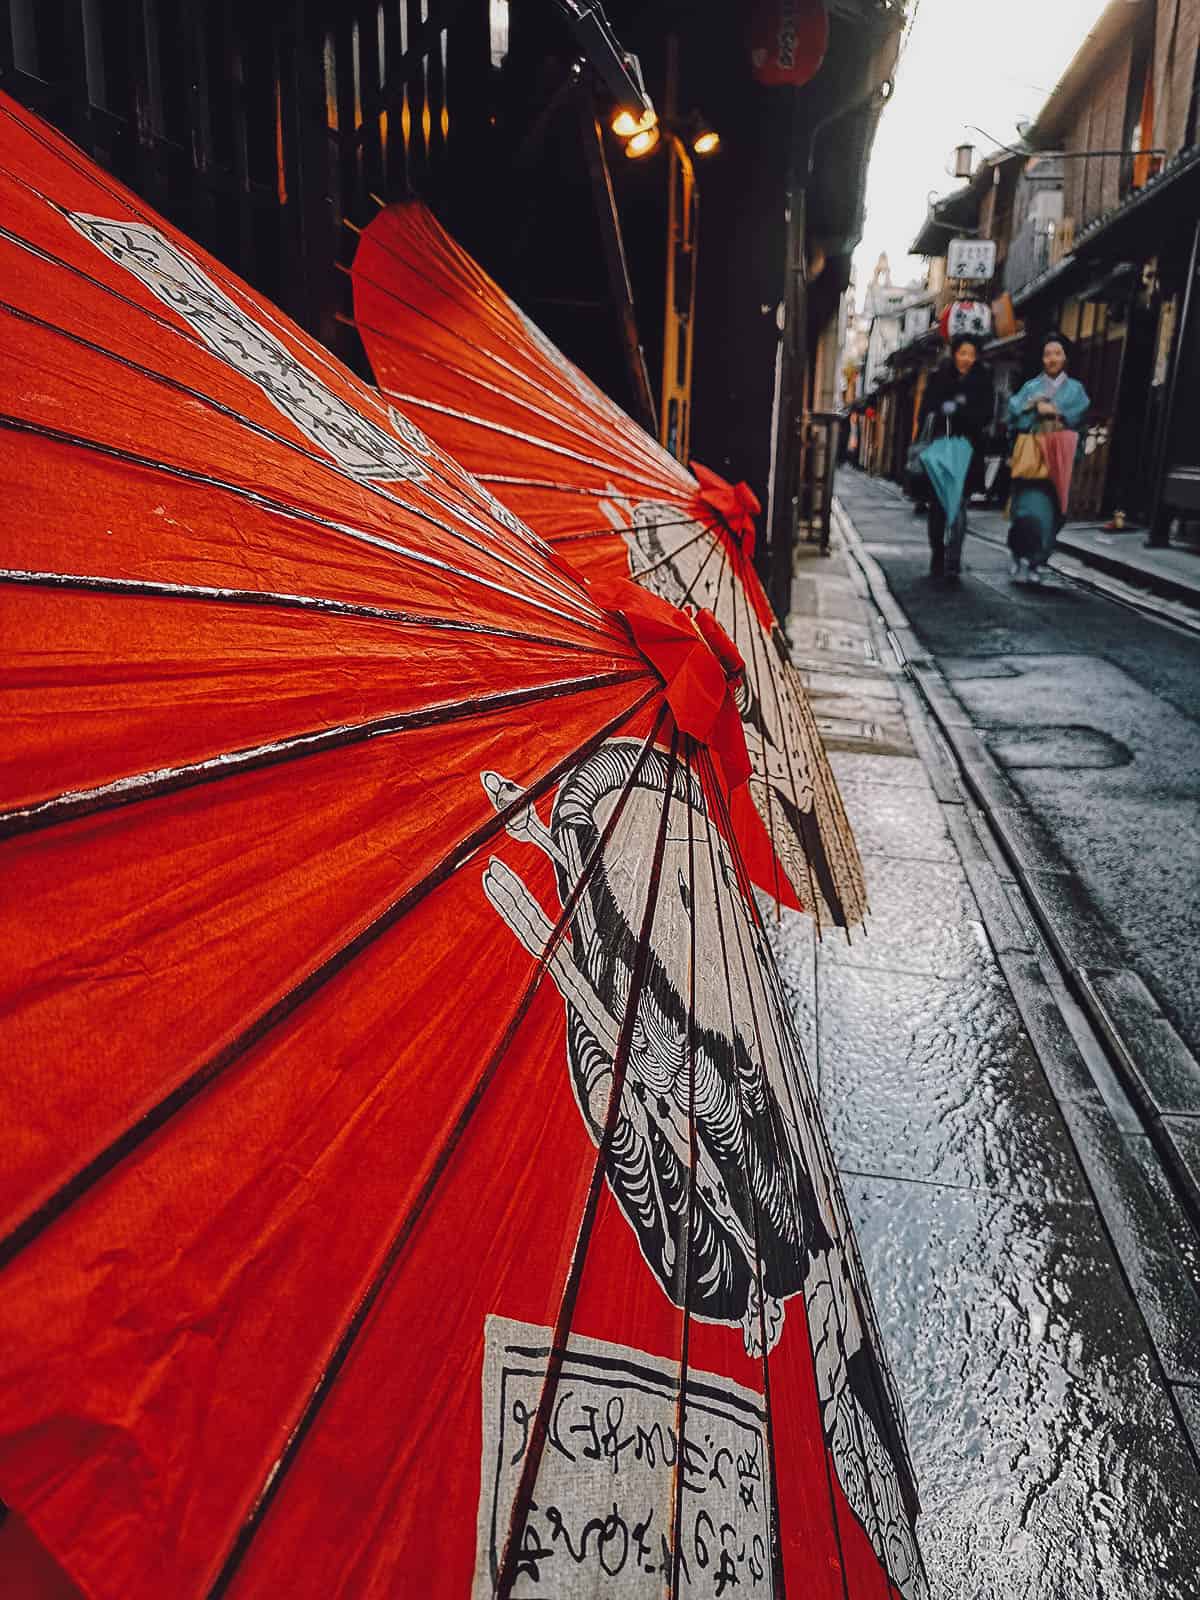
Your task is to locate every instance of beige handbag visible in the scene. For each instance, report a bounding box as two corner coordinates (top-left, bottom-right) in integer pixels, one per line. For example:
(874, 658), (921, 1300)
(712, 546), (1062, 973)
(1010, 430), (1050, 481)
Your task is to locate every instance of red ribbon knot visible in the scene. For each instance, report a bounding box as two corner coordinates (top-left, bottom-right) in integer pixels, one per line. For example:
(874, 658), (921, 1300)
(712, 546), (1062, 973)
(691, 460), (762, 558)
(589, 577), (751, 795)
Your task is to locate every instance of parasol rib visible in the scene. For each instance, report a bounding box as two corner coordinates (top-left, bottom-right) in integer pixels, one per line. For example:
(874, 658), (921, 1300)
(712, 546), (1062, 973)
(0, 668), (647, 840)
(352, 284), (680, 473)
(0, 685), (660, 1277)
(0, 290), (565, 578)
(477, 473), (689, 498)
(737, 574), (821, 923)
(0, 567), (608, 652)
(551, 512), (716, 545)
(0, 179), (597, 586)
(668, 747), (701, 1600)
(494, 731), (681, 1600)
(704, 777), (854, 1585)
(358, 312), (681, 488)
(203, 712), (669, 1600)
(786, 653), (870, 933)
(694, 746), (792, 1598)
(729, 566), (791, 915)
(0, 101), (451, 450)
(382, 388), (691, 492)
(663, 533), (729, 644)
(628, 523), (722, 582)
(0, 217), (210, 348)
(352, 231), (683, 481)
(0, 297), (596, 623)
(0, 414), (614, 638)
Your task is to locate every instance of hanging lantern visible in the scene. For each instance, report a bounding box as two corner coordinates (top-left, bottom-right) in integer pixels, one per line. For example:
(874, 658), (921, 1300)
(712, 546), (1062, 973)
(749, 0), (829, 87)
(939, 298), (993, 342)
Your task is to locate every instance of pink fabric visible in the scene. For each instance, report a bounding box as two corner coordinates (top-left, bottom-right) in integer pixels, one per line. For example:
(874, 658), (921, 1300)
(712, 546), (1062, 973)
(1038, 429), (1079, 515)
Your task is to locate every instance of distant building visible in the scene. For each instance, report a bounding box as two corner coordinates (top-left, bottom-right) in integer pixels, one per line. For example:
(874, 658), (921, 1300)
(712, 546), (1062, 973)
(853, 0), (1200, 539)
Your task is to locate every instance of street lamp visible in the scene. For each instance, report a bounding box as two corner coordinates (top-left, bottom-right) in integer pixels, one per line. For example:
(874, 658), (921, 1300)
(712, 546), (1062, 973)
(688, 109), (720, 154)
(611, 104), (721, 461)
(611, 105), (657, 139)
(623, 125), (661, 159)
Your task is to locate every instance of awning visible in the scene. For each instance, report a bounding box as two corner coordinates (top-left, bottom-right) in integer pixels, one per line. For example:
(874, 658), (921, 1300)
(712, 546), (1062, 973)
(1014, 144), (1200, 309)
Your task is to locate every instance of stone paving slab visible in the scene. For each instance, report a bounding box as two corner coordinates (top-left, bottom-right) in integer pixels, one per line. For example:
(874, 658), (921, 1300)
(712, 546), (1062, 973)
(823, 856), (989, 980)
(845, 1173), (1200, 1600)
(993, 952), (1107, 1111)
(820, 962), (1090, 1205)
(830, 751), (927, 788)
(1176, 1384), (1200, 1457)
(1042, 963), (1148, 1137)
(835, 779), (957, 863)
(1127, 1135), (1200, 1291)
(1020, 870), (1129, 965)
(1165, 1115), (1200, 1193)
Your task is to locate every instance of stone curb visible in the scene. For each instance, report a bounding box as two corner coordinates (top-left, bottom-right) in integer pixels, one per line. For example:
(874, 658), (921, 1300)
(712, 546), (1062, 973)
(831, 491), (1200, 1449)
(1054, 529), (1200, 613)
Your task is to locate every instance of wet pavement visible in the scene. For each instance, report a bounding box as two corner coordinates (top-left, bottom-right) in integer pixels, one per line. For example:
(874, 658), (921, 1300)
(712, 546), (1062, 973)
(832, 471), (1200, 1062)
(769, 533), (1200, 1598)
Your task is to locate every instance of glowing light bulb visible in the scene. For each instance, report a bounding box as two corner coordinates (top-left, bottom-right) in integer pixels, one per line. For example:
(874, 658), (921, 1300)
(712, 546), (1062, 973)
(612, 107), (657, 139)
(624, 127), (661, 159)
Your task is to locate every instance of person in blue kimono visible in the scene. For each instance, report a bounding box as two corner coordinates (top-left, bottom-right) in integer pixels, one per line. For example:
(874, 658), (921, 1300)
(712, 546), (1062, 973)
(1007, 333), (1089, 583)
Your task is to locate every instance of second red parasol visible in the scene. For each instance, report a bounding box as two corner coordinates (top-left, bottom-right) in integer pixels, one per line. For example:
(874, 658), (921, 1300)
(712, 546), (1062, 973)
(351, 201), (868, 930)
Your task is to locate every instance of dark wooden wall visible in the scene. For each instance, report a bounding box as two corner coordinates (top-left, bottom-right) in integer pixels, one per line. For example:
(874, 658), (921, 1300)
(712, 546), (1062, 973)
(0, 0), (500, 372)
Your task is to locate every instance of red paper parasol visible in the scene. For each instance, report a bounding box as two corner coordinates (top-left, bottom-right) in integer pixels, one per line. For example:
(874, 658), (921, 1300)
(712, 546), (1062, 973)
(0, 95), (923, 1600)
(351, 202), (867, 930)
(1037, 427), (1079, 516)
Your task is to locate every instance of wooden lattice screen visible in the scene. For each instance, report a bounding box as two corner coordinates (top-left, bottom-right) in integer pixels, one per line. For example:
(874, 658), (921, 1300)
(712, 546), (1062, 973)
(0, 0), (488, 369)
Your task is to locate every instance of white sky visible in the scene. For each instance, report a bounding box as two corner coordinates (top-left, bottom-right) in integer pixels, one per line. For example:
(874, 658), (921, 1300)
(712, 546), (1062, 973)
(853, 0), (1112, 298)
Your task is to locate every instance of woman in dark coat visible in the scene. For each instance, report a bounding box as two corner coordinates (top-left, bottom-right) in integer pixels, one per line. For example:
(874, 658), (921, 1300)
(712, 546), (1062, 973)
(917, 333), (994, 580)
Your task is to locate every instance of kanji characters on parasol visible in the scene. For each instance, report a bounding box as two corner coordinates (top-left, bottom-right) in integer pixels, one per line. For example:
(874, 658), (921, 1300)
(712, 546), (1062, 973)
(351, 200), (867, 930)
(0, 92), (923, 1600)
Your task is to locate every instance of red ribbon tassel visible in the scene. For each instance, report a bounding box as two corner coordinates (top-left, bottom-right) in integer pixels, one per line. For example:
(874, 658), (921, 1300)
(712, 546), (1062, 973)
(588, 578), (751, 795)
(690, 460), (762, 559)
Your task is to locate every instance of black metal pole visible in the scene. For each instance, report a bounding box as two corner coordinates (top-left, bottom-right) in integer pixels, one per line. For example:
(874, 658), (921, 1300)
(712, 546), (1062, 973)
(767, 87), (804, 622)
(574, 83), (659, 436)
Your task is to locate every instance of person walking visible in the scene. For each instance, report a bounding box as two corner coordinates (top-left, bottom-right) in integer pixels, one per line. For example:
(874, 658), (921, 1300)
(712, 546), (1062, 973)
(917, 333), (993, 581)
(1006, 332), (1090, 583)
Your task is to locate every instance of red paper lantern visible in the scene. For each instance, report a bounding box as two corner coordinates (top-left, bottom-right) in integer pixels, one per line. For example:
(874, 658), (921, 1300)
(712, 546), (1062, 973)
(750, 0), (829, 87)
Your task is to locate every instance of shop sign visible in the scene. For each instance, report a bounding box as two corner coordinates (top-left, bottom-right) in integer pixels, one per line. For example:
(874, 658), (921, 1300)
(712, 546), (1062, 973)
(947, 237), (997, 282)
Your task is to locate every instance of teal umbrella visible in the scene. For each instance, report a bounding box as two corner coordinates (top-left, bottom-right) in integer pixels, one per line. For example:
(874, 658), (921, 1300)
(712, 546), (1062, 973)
(920, 433), (974, 527)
